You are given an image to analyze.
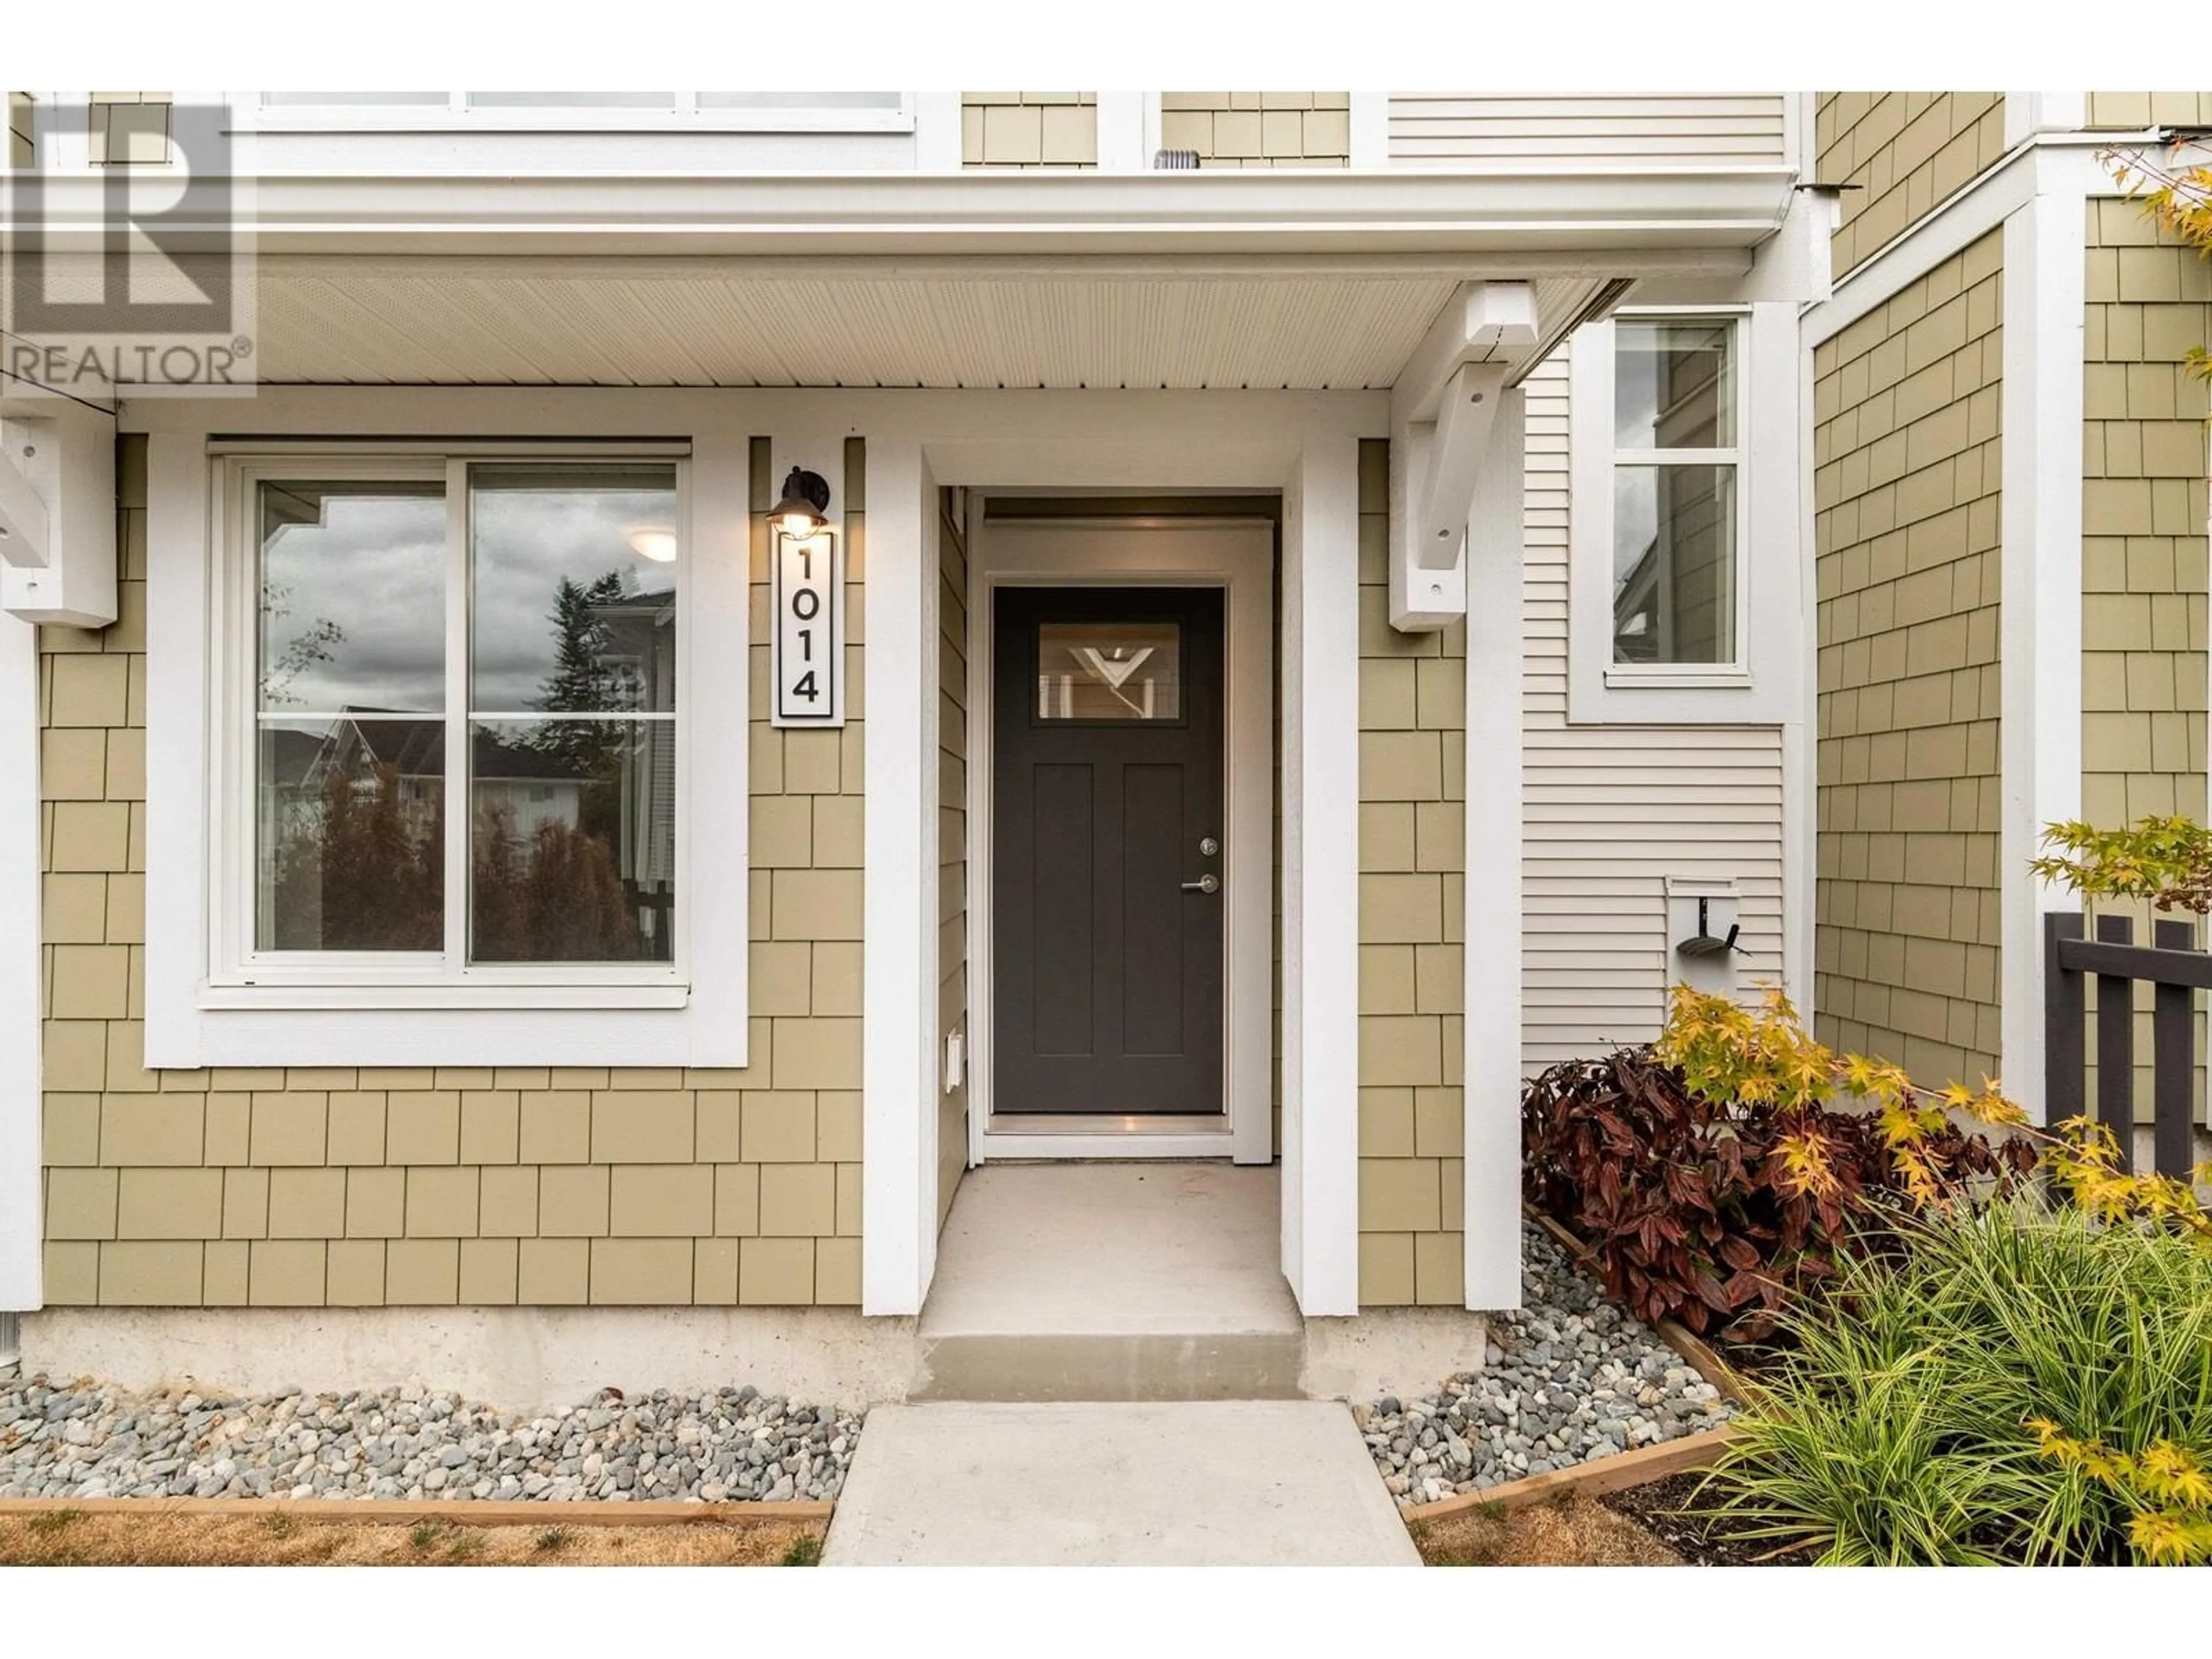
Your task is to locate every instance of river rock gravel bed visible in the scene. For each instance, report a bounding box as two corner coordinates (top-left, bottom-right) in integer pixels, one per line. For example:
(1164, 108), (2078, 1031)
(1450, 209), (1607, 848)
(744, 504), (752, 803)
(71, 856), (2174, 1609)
(0, 1378), (861, 1504)
(1361, 1219), (1734, 1510)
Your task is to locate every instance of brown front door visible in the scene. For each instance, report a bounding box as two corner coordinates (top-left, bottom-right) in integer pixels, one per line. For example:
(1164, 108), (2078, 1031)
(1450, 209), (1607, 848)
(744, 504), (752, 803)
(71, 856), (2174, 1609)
(993, 585), (1226, 1116)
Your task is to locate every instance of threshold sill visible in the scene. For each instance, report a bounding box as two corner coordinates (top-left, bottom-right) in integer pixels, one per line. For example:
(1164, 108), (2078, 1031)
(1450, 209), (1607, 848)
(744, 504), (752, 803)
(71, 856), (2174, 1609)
(985, 1114), (1232, 1135)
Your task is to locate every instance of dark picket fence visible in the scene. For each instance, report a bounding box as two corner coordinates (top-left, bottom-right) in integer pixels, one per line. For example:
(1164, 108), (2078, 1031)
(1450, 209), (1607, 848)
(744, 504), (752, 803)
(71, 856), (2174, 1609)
(2044, 912), (2203, 1177)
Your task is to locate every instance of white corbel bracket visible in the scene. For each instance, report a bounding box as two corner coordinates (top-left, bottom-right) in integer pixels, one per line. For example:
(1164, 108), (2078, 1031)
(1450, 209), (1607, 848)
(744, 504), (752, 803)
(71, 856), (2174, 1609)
(0, 399), (117, 628)
(1388, 282), (1537, 631)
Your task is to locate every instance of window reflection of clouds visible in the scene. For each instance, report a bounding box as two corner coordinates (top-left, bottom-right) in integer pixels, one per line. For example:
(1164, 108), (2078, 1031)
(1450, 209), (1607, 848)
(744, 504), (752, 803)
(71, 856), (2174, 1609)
(258, 487), (444, 713)
(468, 476), (680, 713)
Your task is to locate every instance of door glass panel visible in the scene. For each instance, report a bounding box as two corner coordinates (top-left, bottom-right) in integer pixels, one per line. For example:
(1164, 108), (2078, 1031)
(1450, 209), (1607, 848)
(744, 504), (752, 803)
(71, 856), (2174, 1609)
(1036, 622), (1181, 722)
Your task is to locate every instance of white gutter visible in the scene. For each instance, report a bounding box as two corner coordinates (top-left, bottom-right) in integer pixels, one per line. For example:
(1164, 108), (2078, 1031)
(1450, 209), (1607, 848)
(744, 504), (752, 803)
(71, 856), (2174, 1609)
(12, 165), (1799, 257)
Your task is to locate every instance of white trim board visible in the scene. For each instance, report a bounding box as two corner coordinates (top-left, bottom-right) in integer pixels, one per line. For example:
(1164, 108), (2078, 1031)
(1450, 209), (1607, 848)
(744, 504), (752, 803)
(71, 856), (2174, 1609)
(964, 516), (1276, 1172)
(1464, 389), (1527, 1311)
(0, 616), (40, 1312)
(861, 437), (939, 1317)
(1282, 440), (1363, 1317)
(1998, 195), (2085, 1122)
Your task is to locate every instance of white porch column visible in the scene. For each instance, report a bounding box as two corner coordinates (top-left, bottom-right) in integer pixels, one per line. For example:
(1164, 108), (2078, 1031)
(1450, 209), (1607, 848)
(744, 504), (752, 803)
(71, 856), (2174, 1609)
(861, 437), (941, 1314)
(0, 613), (39, 1312)
(1998, 193), (2085, 1120)
(1281, 436), (1361, 1315)
(1463, 388), (1527, 1310)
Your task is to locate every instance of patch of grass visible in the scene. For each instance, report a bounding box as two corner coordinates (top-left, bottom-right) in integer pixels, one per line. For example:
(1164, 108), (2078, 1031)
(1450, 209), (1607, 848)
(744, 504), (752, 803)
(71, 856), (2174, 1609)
(444, 1529), (485, 1562)
(263, 1513), (296, 1540)
(779, 1533), (822, 1566)
(26, 1508), (83, 1536)
(407, 1520), (442, 1552)
(1414, 1495), (1681, 1567)
(533, 1526), (574, 1555)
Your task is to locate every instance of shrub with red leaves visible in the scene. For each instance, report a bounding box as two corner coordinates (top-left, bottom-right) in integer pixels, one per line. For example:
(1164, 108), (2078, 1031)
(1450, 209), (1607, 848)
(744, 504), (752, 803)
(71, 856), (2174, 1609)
(1521, 1048), (2036, 1336)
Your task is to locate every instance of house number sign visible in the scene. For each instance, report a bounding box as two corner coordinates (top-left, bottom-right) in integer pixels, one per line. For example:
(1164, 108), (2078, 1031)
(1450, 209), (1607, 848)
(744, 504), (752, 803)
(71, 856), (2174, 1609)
(772, 529), (843, 726)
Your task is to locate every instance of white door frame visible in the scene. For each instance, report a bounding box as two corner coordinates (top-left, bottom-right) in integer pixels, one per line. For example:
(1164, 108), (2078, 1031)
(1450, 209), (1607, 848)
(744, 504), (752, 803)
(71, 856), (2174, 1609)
(965, 508), (1275, 1165)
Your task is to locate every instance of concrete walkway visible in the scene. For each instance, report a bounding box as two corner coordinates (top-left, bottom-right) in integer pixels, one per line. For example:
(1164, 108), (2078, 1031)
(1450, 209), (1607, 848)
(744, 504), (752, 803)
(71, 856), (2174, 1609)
(822, 1400), (1420, 1566)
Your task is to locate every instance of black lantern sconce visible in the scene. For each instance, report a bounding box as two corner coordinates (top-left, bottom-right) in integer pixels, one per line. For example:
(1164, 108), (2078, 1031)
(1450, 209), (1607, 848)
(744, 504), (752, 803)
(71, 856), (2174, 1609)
(771, 467), (832, 537)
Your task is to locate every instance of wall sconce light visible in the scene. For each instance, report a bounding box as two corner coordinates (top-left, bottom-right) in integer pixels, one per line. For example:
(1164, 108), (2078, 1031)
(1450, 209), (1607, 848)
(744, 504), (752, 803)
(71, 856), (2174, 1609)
(626, 527), (679, 563)
(771, 467), (832, 537)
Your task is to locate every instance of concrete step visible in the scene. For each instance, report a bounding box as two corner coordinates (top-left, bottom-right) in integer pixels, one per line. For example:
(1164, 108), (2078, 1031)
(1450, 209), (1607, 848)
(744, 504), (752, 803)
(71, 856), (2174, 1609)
(912, 1327), (1306, 1402)
(823, 1400), (1419, 1566)
(914, 1162), (1308, 1402)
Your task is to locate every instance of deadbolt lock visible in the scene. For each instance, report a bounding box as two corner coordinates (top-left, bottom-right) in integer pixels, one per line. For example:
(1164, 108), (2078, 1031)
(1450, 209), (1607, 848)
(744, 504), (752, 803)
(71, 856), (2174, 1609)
(1199, 836), (1220, 857)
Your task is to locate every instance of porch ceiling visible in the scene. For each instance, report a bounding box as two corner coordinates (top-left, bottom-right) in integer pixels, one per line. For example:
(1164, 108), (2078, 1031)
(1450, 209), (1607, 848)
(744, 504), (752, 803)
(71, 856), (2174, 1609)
(247, 259), (1619, 389)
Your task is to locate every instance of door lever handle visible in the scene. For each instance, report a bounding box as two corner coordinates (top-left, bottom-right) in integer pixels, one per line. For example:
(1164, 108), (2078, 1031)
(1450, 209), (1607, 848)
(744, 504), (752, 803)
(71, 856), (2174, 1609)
(1180, 874), (1221, 895)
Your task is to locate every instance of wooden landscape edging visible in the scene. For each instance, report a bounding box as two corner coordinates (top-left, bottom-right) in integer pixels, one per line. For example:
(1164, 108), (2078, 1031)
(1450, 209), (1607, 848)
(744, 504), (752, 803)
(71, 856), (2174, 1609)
(0, 1496), (831, 1528)
(1400, 1422), (1736, 1525)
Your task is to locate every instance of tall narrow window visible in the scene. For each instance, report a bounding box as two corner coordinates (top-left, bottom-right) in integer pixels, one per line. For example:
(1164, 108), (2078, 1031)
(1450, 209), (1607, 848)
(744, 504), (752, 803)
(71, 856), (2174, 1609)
(1608, 319), (1740, 667)
(241, 457), (681, 976)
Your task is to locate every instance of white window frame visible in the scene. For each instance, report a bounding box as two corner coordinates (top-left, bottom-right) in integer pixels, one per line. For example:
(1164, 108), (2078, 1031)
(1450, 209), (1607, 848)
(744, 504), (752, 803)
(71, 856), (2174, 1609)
(233, 92), (916, 135)
(212, 448), (690, 1006)
(1567, 302), (1801, 725)
(146, 423), (749, 1070)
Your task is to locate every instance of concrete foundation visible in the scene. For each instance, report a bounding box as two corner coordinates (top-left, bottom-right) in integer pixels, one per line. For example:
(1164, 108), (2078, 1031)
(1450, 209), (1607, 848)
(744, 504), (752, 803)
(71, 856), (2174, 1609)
(20, 1306), (917, 1415)
(20, 1163), (1496, 1410)
(1300, 1307), (1488, 1400)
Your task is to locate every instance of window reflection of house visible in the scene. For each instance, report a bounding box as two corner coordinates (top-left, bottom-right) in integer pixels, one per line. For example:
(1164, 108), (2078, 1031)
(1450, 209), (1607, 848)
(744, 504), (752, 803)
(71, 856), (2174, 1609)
(588, 586), (676, 899)
(291, 716), (590, 839)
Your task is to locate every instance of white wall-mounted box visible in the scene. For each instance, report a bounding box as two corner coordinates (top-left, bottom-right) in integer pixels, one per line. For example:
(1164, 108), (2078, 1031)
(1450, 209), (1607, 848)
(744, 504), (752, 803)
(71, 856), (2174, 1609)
(1665, 875), (1743, 994)
(0, 399), (117, 628)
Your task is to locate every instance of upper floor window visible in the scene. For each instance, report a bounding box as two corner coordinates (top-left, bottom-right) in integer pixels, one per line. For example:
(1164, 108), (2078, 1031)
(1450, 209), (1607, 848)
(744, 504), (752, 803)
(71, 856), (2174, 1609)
(1566, 305), (1797, 725)
(1607, 318), (1741, 669)
(230, 453), (683, 986)
(248, 92), (912, 132)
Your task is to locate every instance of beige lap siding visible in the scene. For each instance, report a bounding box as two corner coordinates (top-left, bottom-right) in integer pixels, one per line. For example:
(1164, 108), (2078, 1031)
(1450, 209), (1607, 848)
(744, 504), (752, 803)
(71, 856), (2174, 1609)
(2080, 198), (2212, 1120)
(1517, 354), (1786, 1065)
(1812, 231), (2004, 1082)
(1385, 94), (1786, 170)
(1157, 94), (1349, 168)
(961, 94), (1096, 168)
(1815, 94), (2005, 281)
(40, 435), (864, 1309)
(1355, 440), (1468, 1308)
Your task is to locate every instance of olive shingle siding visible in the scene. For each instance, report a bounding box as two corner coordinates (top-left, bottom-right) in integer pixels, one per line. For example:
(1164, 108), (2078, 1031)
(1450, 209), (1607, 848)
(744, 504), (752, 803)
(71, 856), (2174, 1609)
(1815, 94), (2005, 281)
(39, 436), (865, 1307)
(1813, 230), (2005, 1083)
